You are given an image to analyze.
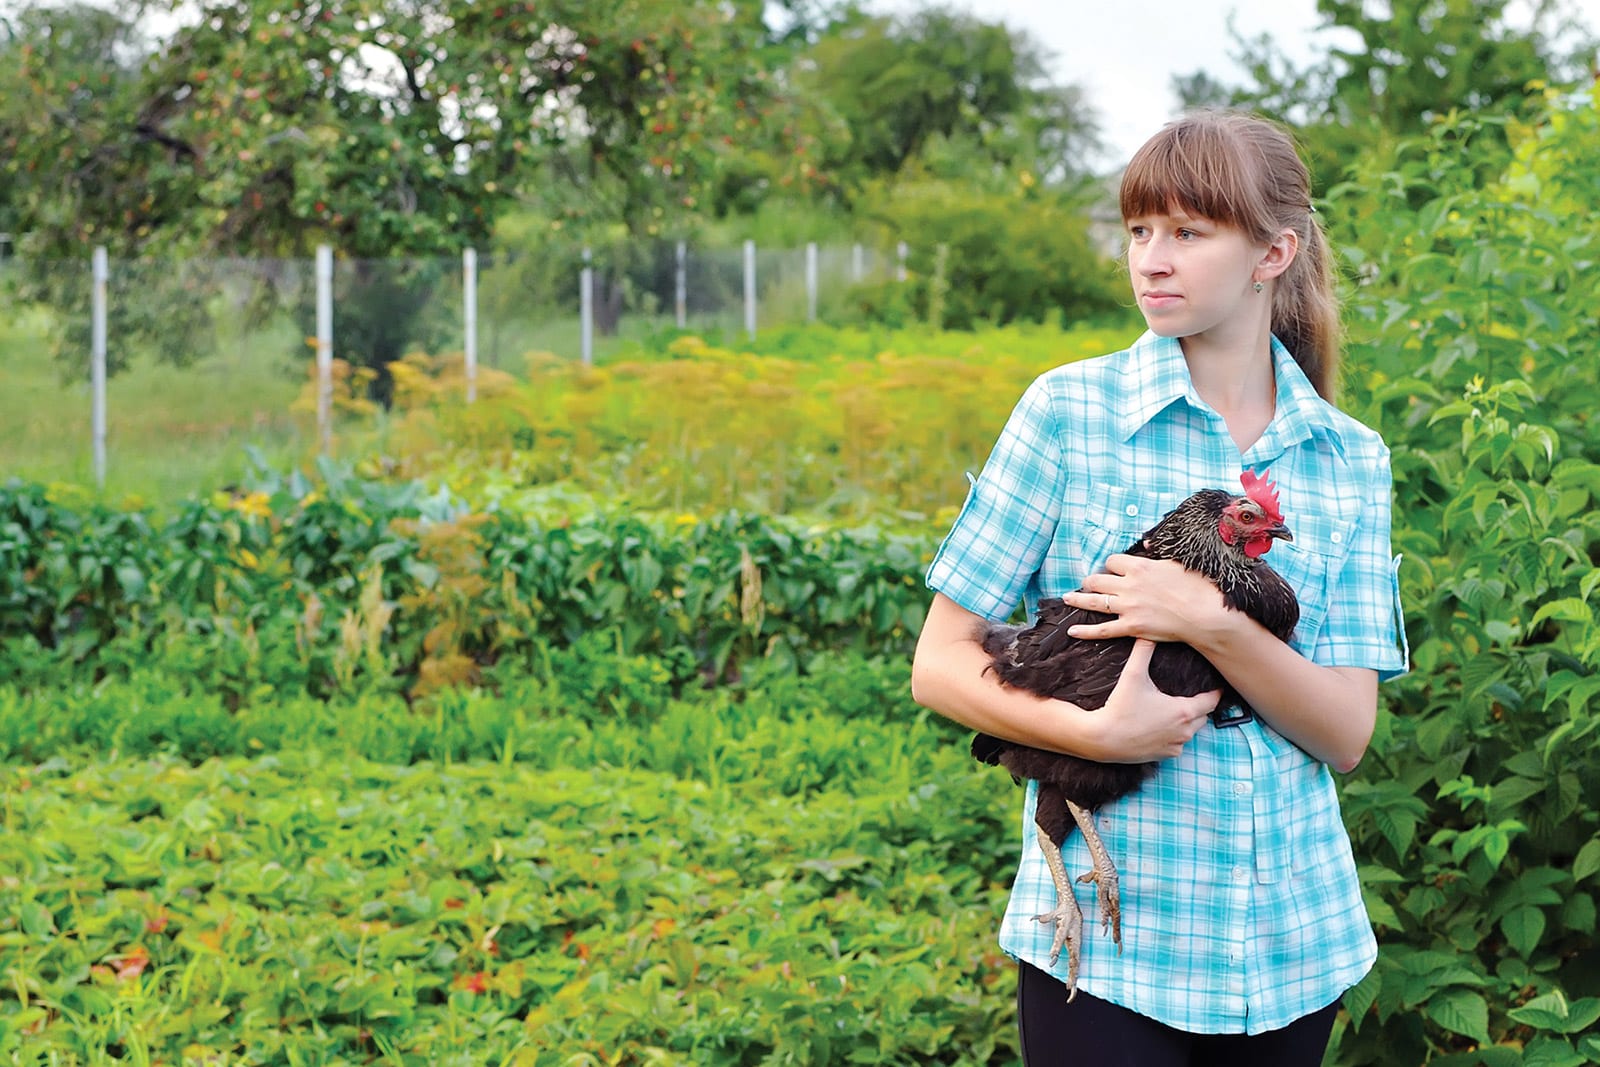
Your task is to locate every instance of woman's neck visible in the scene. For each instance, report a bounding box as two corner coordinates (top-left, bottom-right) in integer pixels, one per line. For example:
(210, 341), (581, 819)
(1179, 326), (1278, 454)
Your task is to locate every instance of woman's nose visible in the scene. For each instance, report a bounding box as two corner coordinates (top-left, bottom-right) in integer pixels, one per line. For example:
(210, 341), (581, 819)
(1136, 242), (1172, 275)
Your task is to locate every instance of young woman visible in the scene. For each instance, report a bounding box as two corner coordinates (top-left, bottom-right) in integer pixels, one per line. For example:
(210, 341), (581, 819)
(910, 111), (1408, 1064)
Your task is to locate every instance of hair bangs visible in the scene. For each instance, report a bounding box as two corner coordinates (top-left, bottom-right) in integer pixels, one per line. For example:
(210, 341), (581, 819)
(1118, 117), (1270, 236)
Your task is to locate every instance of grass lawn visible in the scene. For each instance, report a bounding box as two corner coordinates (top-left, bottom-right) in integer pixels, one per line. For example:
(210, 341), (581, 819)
(0, 293), (723, 507)
(0, 304), (310, 505)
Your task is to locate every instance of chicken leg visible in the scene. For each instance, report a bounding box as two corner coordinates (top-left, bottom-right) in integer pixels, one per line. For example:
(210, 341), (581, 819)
(1066, 797), (1122, 950)
(1031, 821), (1085, 1001)
(1031, 796), (1124, 1001)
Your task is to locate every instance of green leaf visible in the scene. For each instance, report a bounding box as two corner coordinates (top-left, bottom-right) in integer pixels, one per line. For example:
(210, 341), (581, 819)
(1502, 905), (1546, 957)
(1573, 838), (1600, 883)
(1426, 988), (1491, 1045)
(1562, 893), (1597, 935)
(1509, 990), (1570, 1031)
(1483, 826), (1512, 869)
(1522, 1037), (1586, 1067)
(1566, 998), (1600, 1035)
(1342, 967), (1380, 1031)
(18, 901), (56, 939)
(1530, 597), (1593, 627)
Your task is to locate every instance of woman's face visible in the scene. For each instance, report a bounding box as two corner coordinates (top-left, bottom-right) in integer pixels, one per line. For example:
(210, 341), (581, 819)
(1124, 210), (1269, 340)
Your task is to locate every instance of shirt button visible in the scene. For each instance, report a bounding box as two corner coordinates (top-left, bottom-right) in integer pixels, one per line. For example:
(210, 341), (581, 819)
(1125, 504), (1139, 517)
(1331, 530), (1344, 544)
(1233, 782), (1250, 796)
(1232, 866), (1249, 884)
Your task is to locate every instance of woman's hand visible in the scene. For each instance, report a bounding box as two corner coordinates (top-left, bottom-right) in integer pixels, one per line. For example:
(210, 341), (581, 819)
(1085, 636), (1220, 763)
(911, 592), (1216, 764)
(1061, 554), (1230, 644)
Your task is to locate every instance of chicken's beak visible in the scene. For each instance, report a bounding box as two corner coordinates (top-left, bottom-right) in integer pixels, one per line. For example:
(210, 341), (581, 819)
(1266, 522), (1293, 543)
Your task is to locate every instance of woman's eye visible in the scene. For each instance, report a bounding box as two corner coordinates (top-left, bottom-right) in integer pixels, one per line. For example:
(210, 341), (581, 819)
(1177, 228), (1197, 240)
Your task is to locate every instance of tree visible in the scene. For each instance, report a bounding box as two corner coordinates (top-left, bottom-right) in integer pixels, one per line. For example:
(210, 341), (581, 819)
(1176, 0), (1596, 190)
(0, 2), (217, 372)
(793, 7), (1101, 197)
(3, 0), (801, 377)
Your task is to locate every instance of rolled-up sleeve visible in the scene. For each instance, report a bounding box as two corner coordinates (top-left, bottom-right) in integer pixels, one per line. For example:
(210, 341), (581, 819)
(1312, 447), (1409, 679)
(925, 376), (1063, 622)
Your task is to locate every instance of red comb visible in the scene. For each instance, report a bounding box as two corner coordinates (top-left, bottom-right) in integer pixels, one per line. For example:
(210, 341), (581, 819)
(1240, 469), (1284, 523)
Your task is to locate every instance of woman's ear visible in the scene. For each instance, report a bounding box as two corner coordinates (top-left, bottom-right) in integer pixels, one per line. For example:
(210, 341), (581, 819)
(1254, 228), (1300, 283)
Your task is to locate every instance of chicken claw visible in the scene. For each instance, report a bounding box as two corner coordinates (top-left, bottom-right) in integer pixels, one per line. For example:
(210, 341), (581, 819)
(1066, 798), (1122, 950)
(1033, 825), (1085, 1001)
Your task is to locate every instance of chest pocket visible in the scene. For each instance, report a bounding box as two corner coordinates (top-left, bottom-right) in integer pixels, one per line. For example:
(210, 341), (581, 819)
(1076, 484), (1188, 577)
(1259, 509), (1355, 653)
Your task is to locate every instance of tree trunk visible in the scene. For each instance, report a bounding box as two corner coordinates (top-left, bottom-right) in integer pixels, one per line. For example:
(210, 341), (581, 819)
(596, 271), (625, 336)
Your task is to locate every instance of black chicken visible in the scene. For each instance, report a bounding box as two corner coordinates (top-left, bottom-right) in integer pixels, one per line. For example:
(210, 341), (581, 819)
(975, 471), (1300, 999)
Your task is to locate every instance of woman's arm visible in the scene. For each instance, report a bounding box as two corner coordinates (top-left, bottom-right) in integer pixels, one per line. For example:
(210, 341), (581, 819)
(1063, 557), (1378, 772)
(910, 592), (1223, 764)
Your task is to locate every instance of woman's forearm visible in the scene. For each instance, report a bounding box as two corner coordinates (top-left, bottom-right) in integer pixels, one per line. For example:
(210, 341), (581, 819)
(910, 593), (1217, 764)
(1192, 617), (1378, 773)
(910, 593), (1085, 749)
(1064, 557), (1380, 773)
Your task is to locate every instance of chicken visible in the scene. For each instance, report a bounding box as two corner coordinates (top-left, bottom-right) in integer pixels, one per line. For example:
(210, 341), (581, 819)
(974, 470), (1300, 999)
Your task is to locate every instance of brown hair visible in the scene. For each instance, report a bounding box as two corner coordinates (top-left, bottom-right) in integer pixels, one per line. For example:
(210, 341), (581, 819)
(1119, 110), (1341, 402)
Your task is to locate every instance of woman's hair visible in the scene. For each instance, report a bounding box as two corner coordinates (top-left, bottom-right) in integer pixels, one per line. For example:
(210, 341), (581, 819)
(1119, 110), (1341, 402)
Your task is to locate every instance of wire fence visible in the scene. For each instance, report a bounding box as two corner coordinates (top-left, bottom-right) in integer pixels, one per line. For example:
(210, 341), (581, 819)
(0, 239), (910, 497)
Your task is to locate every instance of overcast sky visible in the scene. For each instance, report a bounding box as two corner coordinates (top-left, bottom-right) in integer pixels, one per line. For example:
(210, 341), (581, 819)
(865, 0), (1600, 170)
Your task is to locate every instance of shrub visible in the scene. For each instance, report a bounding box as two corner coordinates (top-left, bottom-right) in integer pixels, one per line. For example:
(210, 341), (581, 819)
(847, 177), (1124, 329)
(1323, 88), (1600, 1066)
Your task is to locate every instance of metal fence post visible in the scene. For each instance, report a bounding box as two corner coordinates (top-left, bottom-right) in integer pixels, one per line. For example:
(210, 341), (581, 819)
(805, 241), (818, 323)
(896, 240), (908, 283)
(743, 239), (757, 340)
(91, 247), (108, 490)
(316, 244), (333, 455)
(463, 247), (478, 402)
(580, 247), (594, 366)
(675, 240), (687, 329)
(852, 243), (864, 282)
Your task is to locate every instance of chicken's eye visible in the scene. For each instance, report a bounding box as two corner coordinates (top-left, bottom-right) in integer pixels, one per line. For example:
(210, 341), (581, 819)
(1240, 512), (1256, 524)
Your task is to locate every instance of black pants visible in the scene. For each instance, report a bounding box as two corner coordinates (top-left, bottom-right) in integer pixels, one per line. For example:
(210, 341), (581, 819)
(1017, 961), (1339, 1067)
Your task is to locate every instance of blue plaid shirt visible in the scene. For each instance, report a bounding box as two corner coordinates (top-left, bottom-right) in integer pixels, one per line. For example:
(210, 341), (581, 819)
(926, 331), (1408, 1034)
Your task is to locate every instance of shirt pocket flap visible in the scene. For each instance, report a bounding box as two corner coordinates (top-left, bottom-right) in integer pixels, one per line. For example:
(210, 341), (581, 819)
(1080, 484), (1187, 573)
(1263, 510), (1358, 649)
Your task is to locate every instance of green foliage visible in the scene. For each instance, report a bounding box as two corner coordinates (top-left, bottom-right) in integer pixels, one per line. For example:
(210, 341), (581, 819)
(2, 0), (801, 381)
(1321, 90), (1600, 1065)
(849, 179), (1123, 330)
(371, 321), (1137, 519)
(793, 8), (1098, 195)
(0, 663), (1019, 1063)
(1184, 0), (1594, 191)
(0, 469), (938, 702)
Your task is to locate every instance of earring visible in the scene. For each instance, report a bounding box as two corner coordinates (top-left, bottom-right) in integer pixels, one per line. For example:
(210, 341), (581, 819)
(1253, 281), (1265, 294)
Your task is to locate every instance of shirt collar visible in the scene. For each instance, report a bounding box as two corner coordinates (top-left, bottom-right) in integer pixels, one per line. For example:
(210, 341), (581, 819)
(1113, 331), (1348, 458)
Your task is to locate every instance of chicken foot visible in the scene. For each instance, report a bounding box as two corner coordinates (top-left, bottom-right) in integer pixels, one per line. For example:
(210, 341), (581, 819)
(1065, 798), (1122, 950)
(1031, 820), (1084, 1001)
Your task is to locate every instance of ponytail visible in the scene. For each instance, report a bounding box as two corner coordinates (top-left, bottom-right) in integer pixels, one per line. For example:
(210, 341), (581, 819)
(1272, 210), (1342, 402)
